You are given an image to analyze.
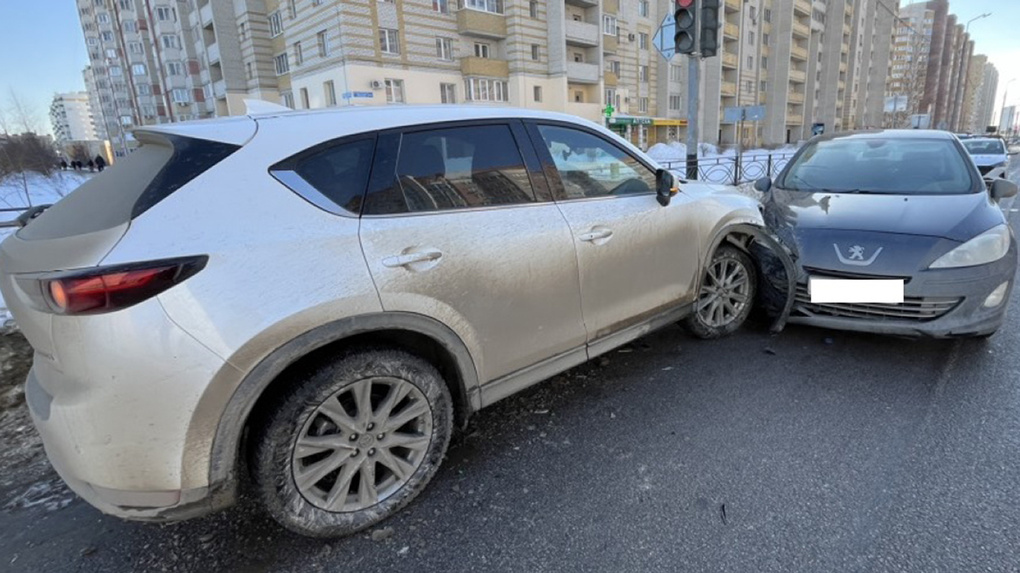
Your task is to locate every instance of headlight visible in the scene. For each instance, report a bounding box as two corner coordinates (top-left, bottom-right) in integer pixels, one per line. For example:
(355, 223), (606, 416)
(929, 225), (1012, 269)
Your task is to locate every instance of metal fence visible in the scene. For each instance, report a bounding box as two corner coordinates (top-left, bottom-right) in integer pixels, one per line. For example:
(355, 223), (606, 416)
(658, 151), (797, 186)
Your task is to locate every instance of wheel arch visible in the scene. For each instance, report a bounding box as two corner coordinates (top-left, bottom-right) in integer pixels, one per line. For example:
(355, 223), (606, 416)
(205, 312), (480, 495)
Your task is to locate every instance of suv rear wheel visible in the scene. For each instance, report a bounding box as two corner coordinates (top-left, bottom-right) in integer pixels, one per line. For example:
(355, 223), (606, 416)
(684, 245), (757, 339)
(250, 349), (453, 538)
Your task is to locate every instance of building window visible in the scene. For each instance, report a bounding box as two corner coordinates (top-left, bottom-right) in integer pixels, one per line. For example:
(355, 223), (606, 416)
(287, 0), (297, 18)
(531, 44), (539, 61)
(101, 31), (114, 42)
(639, 65), (648, 82)
(171, 88), (189, 103)
(639, 0), (649, 17)
(605, 88), (616, 105)
(275, 52), (290, 75)
(474, 43), (490, 58)
(86, 37), (99, 46)
(109, 65), (123, 76)
(748, 31), (754, 45)
(245, 61), (254, 79)
(763, 8), (771, 22)
(761, 81), (767, 92)
(761, 56), (768, 69)
(670, 64), (681, 82)
(324, 80), (337, 106)
(529, 1), (538, 18)
(433, 0), (449, 13)
(269, 11), (283, 37)
(750, 6), (757, 20)
(161, 35), (180, 49)
(131, 63), (147, 76)
(379, 28), (400, 55)
(747, 56), (753, 68)
(106, 48), (117, 59)
(318, 30), (330, 57)
(763, 33), (769, 46)
(385, 78), (405, 103)
(96, 12), (110, 24)
(639, 33), (649, 50)
(669, 95), (681, 110)
(437, 37), (453, 60)
(603, 15), (617, 36)
(282, 92), (294, 108)
(155, 6), (175, 21)
(123, 20), (137, 33)
(639, 97), (648, 113)
(745, 80), (754, 93)
(120, 115), (133, 126)
(300, 88), (310, 108)
(135, 83), (151, 96)
(441, 82), (456, 103)
(293, 42), (303, 65)
(128, 41), (143, 54)
(119, 0), (131, 9)
(465, 77), (507, 102)
(465, 0), (503, 14)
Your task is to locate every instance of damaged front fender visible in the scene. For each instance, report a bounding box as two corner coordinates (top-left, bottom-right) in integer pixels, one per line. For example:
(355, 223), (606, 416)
(712, 224), (799, 334)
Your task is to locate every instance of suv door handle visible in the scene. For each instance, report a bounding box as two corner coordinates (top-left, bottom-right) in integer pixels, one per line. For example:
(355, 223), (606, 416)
(578, 229), (613, 242)
(382, 249), (443, 268)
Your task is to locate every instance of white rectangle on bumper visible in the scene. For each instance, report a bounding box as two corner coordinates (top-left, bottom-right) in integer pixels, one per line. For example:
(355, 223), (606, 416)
(809, 278), (905, 304)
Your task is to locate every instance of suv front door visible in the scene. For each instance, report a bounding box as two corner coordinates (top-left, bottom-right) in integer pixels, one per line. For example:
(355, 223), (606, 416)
(528, 122), (703, 352)
(358, 121), (587, 395)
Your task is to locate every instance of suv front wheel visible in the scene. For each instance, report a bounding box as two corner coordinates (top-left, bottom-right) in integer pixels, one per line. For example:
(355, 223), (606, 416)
(250, 349), (453, 538)
(684, 245), (757, 339)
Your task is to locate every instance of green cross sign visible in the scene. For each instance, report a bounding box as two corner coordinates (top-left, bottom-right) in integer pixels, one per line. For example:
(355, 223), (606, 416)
(604, 104), (615, 118)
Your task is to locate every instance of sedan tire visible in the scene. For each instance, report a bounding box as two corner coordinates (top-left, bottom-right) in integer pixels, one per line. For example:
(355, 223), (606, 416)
(250, 349), (453, 538)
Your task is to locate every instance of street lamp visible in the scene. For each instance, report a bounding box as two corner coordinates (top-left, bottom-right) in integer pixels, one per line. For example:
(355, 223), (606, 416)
(1001, 78), (1016, 135)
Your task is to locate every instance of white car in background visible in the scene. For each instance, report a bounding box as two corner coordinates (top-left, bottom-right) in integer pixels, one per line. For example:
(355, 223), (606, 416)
(961, 137), (1012, 178)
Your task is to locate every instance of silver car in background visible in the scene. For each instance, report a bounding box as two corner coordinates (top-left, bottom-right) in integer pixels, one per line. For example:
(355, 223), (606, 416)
(0, 106), (777, 537)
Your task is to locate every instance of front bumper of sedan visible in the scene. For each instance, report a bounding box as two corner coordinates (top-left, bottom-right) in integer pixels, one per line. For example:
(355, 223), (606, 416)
(787, 243), (1017, 338)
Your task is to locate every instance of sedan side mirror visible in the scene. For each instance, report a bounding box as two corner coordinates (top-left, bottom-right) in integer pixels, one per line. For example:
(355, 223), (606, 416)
(991, 178), (1018, 200)
(655, 168), (678, 207)
(754, 177), (772, 193)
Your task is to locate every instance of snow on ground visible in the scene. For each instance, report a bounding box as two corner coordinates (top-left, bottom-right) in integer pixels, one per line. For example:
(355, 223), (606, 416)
(0, 171), (93, 324)
(647, 141), (800, 185)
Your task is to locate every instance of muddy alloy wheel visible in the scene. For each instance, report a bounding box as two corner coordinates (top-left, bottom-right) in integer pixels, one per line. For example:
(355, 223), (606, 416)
(251, 349), (452, 538)
(684, 245), (757, 339)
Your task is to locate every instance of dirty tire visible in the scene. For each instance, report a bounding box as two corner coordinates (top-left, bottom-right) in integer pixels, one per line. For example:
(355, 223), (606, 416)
(250, 349), (453, 538)
(684, 245), (757, 339)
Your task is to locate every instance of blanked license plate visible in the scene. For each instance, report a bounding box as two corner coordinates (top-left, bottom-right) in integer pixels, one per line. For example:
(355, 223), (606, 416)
(809, 278), (905, 304)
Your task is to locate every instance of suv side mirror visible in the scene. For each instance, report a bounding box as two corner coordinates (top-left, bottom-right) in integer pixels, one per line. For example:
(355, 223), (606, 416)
(754, 177), (772, 193)
(655, 168), (678, 206)
(991, 178), (1018, 200)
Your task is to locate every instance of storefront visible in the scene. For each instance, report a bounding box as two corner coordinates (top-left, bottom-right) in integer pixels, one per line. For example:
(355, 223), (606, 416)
(607, 116), (688, 149)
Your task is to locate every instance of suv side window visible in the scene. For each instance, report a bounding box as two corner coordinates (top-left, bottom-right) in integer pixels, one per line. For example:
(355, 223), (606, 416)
(364, 124), (536, 215)
(536, 124), (656, 199)
(271, 136), (376, 215)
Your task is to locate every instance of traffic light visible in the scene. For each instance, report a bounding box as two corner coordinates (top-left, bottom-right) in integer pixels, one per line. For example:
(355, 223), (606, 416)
(674, 0), (697, 55)
(700, 0), (720, 57)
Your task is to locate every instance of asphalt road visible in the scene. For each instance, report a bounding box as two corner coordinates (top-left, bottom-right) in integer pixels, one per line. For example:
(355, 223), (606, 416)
(2, 168), (1020, 573)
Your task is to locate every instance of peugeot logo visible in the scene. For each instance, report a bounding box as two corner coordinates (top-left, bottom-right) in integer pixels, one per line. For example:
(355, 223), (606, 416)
(834, 244), (883, 266)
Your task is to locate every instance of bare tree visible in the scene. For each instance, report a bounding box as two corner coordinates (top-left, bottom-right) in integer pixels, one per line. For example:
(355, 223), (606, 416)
(0, 90), (57, 207)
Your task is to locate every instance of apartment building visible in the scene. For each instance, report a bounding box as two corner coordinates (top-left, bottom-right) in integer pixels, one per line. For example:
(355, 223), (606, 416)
(76, 0), (216, 155)
(49, 92), (100, 143)
(966, 59), (997, 133)
(885, 1), (932, 126)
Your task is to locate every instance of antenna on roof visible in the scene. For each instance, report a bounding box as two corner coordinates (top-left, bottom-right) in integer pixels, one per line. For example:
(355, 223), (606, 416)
(243, 99), (293, 115)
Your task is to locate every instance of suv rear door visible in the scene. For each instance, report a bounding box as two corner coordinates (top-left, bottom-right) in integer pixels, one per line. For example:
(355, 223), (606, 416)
(358, 121), (587, 389)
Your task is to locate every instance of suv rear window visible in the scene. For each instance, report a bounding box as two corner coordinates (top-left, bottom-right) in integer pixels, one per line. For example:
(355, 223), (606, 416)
(19, 132), (239, 240)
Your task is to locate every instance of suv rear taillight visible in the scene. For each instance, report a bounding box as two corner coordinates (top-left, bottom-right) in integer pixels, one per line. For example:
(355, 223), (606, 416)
(36, 256), (207, 316)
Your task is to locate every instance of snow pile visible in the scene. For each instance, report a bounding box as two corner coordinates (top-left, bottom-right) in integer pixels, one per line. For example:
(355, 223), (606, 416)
(647, 142), (798, 164)
(0, 172), (92, 325)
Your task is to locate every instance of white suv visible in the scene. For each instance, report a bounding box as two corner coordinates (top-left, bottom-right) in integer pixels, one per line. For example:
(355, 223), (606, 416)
(0, 106), (775, 537)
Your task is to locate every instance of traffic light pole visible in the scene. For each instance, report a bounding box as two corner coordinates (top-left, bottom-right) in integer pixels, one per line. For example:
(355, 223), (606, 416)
(686, 51), (699, 180)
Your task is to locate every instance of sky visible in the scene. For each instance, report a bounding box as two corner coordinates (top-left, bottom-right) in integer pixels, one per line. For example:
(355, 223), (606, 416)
(0, 1), (1016, 135)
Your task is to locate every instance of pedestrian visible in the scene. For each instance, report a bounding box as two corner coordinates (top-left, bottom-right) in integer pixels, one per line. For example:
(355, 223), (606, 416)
(94, 155), (106, 172)
(87, 159), (95, 172)
(60, 159), (68, 170)
(72, 160), (79, 171)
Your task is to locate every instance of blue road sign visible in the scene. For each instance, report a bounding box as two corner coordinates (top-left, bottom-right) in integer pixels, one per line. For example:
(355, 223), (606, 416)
(652, 12), (676, 62)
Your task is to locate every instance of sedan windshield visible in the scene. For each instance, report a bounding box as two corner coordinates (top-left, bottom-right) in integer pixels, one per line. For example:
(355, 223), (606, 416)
(780, 137), (977, 195)
(962, 139), (1006, 155)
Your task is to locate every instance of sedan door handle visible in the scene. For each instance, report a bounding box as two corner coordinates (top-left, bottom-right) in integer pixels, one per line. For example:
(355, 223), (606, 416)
(382, 249), (443, 268)
(578, 229), (613, 242)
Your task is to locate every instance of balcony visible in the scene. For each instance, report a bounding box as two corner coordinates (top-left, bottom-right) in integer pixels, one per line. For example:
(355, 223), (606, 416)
(787, 114), (804, 125)
(603, 35), (618, 53)
(791, 45), (808, 60)
(725, 0), (740, 12)
(722, 52), (738, 68)
(206, 41), (220, 64)
(566, 0), (598, 6)
(788, 92), (805, 104)
(840, 62), (847, 73)
(724, 23), (739, 40)
(604, 71), (618, 86)
(565, 20), (600, 47)
(721, 81), (737, 97)
(460, 56), (509, 77)
(792, 21), (809, 38)
(457, 8), (506, 39)
(199, 3), (213, 26)
(789, 69), (806, 83)
(567, 61), (600, 84)
(794, 0), (811, 16)
(213, 79), (226, 98)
